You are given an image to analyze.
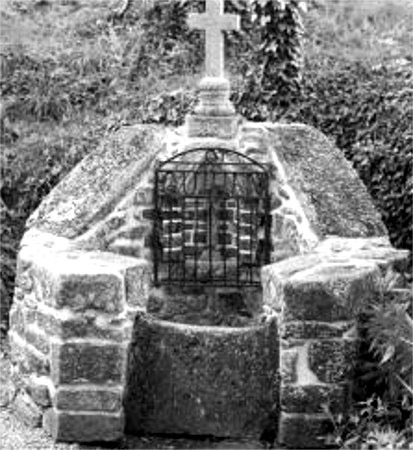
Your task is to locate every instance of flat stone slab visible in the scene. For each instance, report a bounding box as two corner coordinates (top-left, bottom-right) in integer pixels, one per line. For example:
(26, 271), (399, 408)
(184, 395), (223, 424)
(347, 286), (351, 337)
(262, 237), (409, 316)
(266, 124), (388, 239)
(26, 125), (167, 239)
(124, 315), (279, 439)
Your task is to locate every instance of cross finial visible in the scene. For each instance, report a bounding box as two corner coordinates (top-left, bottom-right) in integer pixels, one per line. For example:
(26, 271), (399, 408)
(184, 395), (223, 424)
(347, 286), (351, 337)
(188, 0), (240, 78)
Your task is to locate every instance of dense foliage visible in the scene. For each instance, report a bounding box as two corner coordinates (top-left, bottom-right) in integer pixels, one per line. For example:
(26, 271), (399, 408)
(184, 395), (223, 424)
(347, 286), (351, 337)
(287, 61), (412, 252)
(325, 274), (412, 449)
(235, 0), (304, 118)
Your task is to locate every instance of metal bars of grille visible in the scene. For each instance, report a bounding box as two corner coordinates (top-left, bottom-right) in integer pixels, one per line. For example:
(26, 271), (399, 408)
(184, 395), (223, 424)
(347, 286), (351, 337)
(153, 148), (271, 287)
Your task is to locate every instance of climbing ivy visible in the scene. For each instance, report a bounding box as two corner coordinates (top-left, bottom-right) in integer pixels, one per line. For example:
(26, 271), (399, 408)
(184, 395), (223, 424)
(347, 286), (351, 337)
(236, 0), (304, 120)
(135, 0), (304, 118)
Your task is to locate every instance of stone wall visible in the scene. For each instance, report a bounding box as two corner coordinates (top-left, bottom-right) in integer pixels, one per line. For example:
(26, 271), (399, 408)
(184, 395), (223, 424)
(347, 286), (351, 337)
(239, 123), (320, 262)
(8, 232), (152, 441)
(262, 236), (409, 448)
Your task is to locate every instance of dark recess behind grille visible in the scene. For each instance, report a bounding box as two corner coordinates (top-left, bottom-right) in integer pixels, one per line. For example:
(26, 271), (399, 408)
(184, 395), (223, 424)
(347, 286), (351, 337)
(154, 148), (271, 287)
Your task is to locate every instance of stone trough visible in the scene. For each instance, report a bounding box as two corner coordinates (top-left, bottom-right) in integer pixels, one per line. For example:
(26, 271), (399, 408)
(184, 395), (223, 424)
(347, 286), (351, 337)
(124, 316), (279, 438)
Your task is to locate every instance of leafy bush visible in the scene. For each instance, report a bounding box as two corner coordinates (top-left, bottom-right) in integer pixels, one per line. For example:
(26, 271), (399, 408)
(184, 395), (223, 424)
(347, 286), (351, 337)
(367, 300), (413, 401)
(324, 396), (412, 449)
(357, 274), (412, 405)
(325, 276), (413, 449)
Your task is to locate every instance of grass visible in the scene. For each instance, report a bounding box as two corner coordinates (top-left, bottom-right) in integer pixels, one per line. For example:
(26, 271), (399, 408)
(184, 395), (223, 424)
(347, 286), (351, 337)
(304, 0), (413, 62)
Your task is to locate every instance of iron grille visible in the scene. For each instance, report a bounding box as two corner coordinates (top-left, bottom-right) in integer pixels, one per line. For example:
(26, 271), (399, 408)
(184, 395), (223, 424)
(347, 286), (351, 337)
(154, 148), (271, 287)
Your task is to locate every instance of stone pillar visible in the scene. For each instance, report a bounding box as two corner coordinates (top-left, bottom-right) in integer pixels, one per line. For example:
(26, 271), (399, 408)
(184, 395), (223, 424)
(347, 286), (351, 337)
(262, 251), (382, 449)
(8, 235), (152, 442)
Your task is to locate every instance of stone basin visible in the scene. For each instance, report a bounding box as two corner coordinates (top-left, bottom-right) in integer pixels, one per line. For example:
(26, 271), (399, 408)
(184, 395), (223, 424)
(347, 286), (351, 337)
(124, 314), (279, 439)
(146, 286), (264, 327)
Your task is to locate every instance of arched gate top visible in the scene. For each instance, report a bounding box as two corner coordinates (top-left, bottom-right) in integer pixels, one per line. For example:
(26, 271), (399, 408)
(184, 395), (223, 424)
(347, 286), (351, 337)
(157, 147), (268, 173)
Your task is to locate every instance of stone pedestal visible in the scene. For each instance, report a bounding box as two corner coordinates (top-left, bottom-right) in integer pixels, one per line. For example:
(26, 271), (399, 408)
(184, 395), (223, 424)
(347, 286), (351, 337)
(186, 77), (240, 139)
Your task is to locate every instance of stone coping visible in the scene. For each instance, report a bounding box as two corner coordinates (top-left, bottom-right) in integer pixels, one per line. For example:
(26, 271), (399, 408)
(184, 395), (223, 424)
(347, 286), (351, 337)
(136, 316), (271, 333)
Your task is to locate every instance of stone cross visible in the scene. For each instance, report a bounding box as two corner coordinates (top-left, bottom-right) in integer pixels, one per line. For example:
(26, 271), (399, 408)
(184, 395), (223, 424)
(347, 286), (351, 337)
(188, 0), (240, 78)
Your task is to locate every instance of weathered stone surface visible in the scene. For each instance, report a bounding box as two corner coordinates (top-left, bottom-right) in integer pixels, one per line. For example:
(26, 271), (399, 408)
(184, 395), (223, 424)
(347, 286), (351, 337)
(51, 342), (126, 385)
(25, 249), (148, 313)
(282, 321), (354, 340)
(19, 229), (72, 253)
(9, 332), (27, 369)
(266, 124), (387, 239)
(147, 287), (263, 327)
(54, 386), (123, 412)
(271, 237), (301, 263)
(308, 339), (357, 384)
(26, 348), (50, 376)
(11, 391), (43, 428)
(29, 252), (125, 312)
(27, 375), (52, 408)
(43, 408), (124, 442)
(0, 379), (16, 409)
(10, 330), (51, 376)
(278, 412), (333, 449)
(36, 308), (126, 341)
(186, 114), (240, 139)
(22, 304), (37, 328)
(52, 272), (123, 313)
(9, 303), (25, 337)
(262, 254), (327, 282)
(263, 257), (381, 321)
(124, 315), (279, 438)
(280, 341), (322, 385)
(280, 337), (358, 385)
(314, 236), (409, 272)
(25, 325), (50, 355)
(280, 349), (298, 384)
(281, 384), (350, 414)
(27, 125), (167, 239)
(124, 260), (152, 309)
(282, 278), (373, 322)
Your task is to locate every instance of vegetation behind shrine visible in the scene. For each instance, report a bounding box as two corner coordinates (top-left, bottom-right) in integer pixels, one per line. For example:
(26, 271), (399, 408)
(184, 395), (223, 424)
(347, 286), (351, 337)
(1, 1), (412, 446)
